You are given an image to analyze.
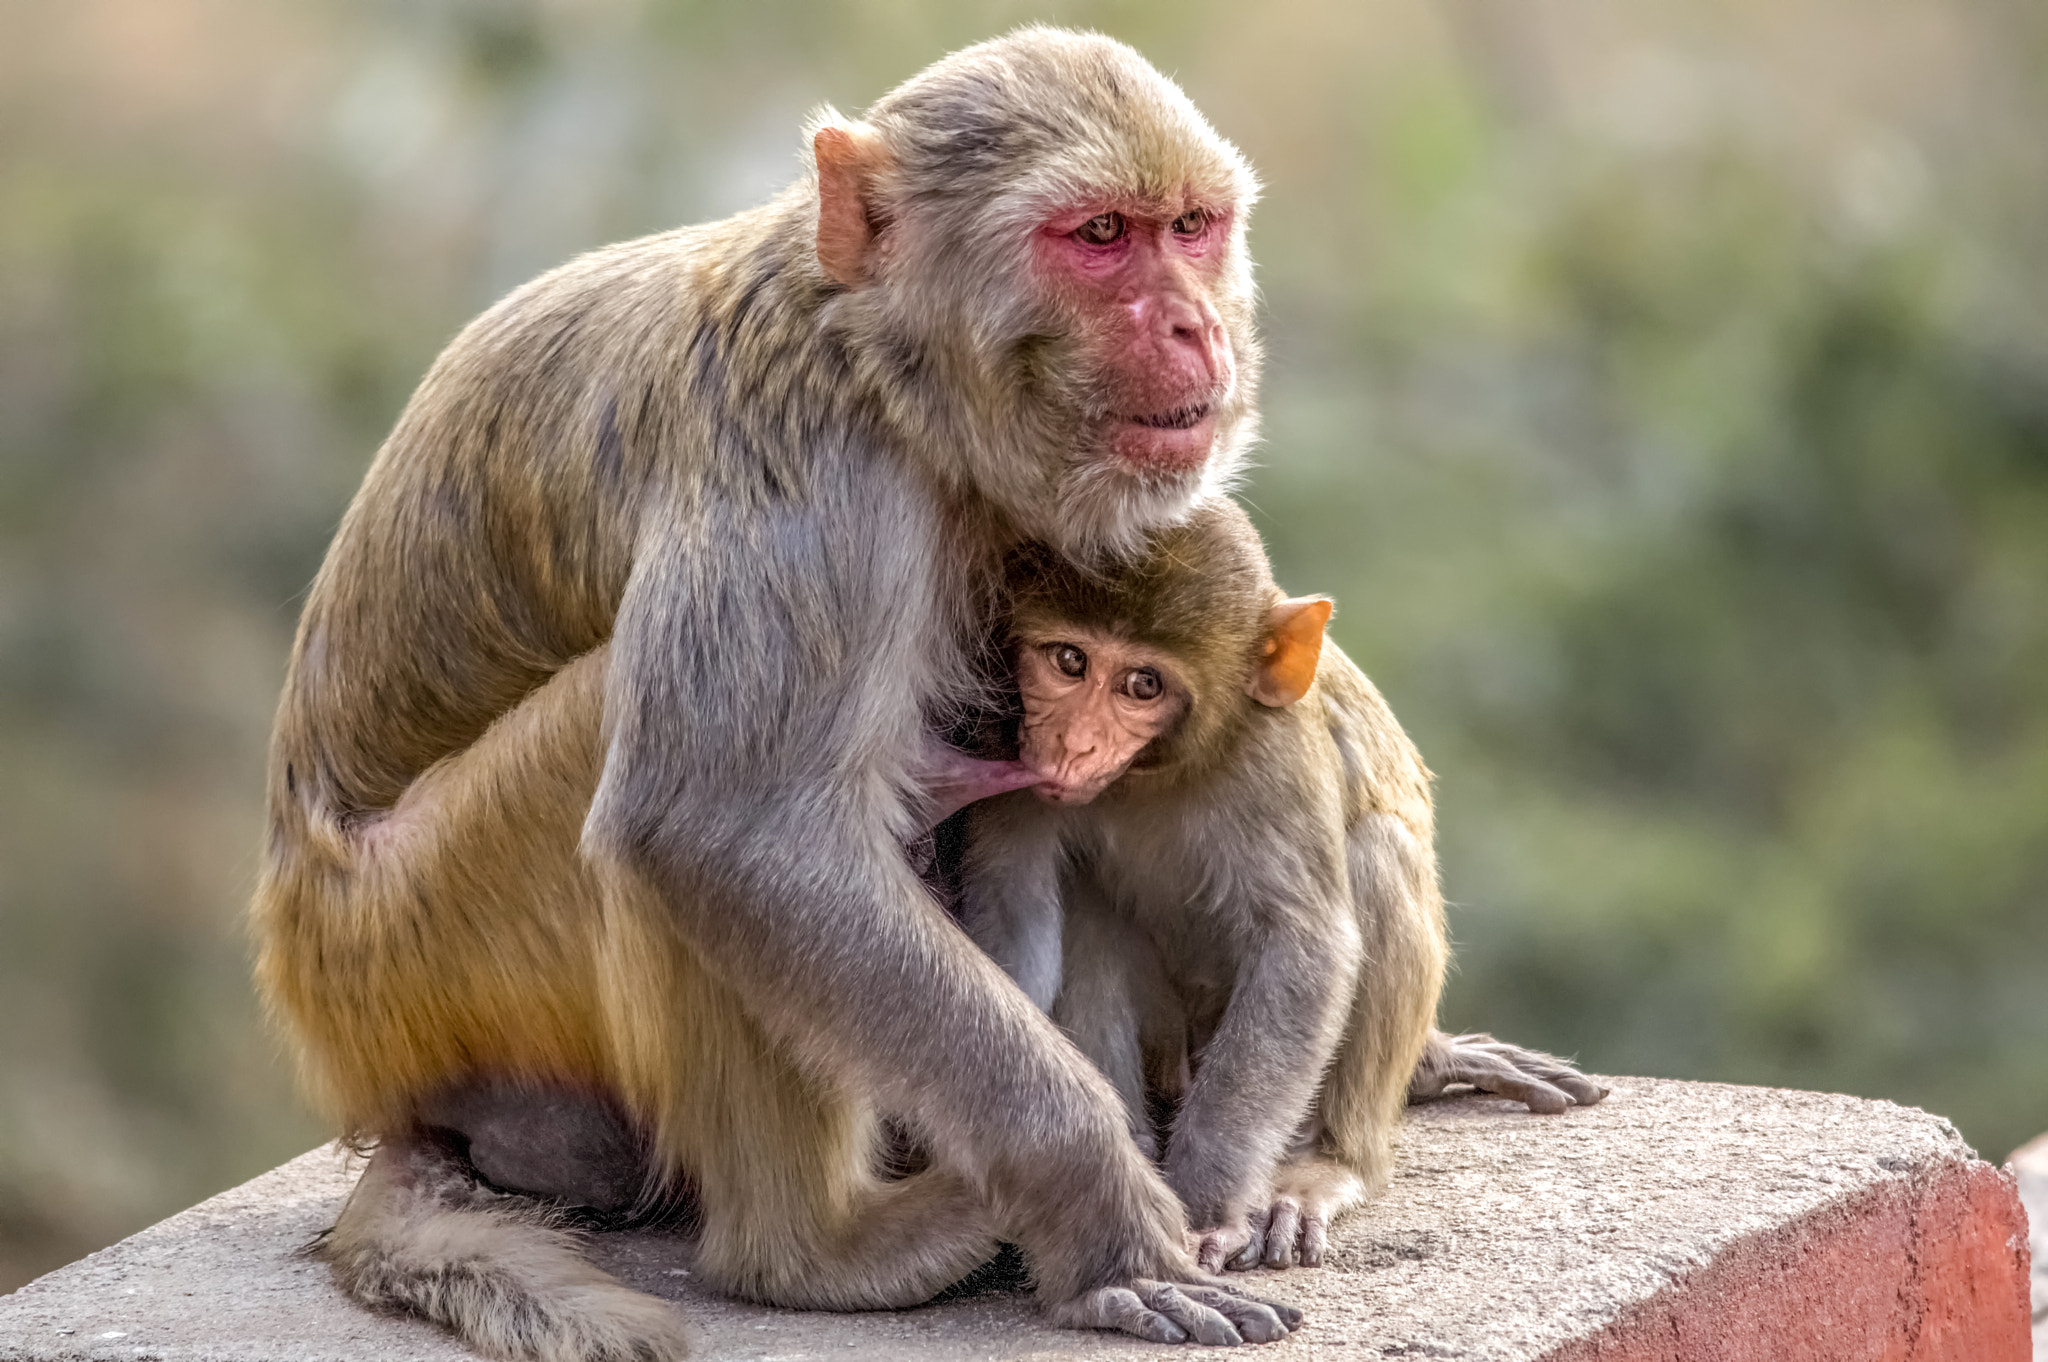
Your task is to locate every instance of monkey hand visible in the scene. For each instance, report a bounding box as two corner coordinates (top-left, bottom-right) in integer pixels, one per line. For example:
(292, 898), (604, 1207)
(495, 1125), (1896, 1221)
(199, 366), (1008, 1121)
(1047, 1271), (1303, 1346)
(1208, 1157), (1367, 1271)
(1408, 1029), (1609, 1114)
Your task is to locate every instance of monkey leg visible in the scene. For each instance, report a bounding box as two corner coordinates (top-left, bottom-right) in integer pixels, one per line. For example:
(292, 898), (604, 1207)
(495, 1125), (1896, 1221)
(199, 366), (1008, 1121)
(595, 864), (1006, 1311)
(263, 644), (1000, 1343)
(254, 645), (624, 1141)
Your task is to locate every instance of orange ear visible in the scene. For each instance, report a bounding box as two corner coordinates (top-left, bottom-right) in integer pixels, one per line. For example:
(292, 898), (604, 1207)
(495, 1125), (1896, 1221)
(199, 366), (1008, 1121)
(814, 125), (887, 289)
(1248, 596), (1333, 708)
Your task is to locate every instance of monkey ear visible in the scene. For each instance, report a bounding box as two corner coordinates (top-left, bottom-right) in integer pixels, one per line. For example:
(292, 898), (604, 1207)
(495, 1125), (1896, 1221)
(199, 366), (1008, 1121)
(814, 124), (890, 289)
(1249, 596), (1334, 708)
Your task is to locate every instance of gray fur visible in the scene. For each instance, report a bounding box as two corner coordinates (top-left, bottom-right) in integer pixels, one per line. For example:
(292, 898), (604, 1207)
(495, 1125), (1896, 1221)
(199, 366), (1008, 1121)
(256, 26), (1295, 1359)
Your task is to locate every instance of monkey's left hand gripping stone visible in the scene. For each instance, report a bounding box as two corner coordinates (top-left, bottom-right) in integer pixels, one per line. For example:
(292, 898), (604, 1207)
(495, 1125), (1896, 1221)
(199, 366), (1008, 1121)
(0, 1079), (2031, 1361)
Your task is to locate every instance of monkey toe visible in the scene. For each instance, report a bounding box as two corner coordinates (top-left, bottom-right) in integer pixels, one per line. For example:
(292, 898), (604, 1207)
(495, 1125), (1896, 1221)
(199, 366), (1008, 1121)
(1186, 1281), (1304, 1339)
(1500, 1076), (1574, 1114)
(1558, 1073), (1611, 1106)
(1298, 1214), (1329, 1268)
(1052, 1285), (1188, 1344)
(1432, 1035), (1607, 1113)
(1056, 1277), (1297, 1346)
(1194, 1223), (1255, 1274)
(1142, 1282), (1244, 1346)
(1260, 1201), (1302, 1269)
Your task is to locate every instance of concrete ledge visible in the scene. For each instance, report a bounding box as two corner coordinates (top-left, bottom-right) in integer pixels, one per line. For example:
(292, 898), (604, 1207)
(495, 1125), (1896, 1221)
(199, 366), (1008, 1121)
(0, 1078), (2029, 1360)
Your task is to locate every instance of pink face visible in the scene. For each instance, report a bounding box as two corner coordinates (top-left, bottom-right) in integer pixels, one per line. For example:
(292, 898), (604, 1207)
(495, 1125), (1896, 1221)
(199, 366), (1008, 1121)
(1014, 629), (1188, 804)
(1034, 199), (1238, 474)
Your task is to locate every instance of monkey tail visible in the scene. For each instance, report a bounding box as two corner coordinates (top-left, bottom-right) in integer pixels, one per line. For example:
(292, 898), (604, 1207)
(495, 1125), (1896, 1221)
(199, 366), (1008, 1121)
(321, 1136), (691, 1362)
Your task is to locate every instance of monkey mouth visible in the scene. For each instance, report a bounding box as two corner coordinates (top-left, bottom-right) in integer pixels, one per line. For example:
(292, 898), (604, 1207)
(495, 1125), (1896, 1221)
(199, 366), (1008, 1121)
(1129, 403), (1211, 431)
(1111, 402), (1219, 472)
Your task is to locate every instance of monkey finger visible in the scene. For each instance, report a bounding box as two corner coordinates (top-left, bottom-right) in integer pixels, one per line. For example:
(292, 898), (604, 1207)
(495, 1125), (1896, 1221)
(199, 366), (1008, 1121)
(1138, 1281), (1243, 1346)
(1261, 1200), (1303, 1269)
(1051, 1285), (1189, 1344)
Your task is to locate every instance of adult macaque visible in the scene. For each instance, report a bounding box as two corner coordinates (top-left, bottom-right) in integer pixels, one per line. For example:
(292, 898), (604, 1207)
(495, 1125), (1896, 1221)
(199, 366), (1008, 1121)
(253, 28), (1301, 1362)
(960, 498), (1607, 1273)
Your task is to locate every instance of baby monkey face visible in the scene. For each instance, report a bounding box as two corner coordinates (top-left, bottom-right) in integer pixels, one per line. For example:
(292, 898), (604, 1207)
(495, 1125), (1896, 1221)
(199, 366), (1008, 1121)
(1014, 628), (1188, 804)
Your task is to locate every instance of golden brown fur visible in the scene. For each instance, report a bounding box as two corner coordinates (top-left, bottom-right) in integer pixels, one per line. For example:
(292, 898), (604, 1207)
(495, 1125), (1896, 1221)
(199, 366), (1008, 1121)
(253, 27), (1300, 1360)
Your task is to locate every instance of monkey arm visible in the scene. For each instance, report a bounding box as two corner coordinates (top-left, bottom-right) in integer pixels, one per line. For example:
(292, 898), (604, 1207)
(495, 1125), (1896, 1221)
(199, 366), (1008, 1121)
(1162, 891), (1361, 1255)
(581, 507), (1296, 1344)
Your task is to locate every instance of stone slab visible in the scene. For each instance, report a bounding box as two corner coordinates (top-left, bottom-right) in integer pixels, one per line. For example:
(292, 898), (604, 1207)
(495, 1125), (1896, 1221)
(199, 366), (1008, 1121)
(0, 1078), (2029, 1361)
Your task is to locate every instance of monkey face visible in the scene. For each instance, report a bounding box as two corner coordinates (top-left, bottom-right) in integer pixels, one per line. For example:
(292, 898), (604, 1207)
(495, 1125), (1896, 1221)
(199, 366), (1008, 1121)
(1013, 629), (1188, 804)
(1032, 200), (1241, 477)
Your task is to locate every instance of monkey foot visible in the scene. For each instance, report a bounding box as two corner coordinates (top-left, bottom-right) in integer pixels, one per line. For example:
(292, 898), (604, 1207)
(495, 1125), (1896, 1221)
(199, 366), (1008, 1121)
(1203, 1158), (1365, 1272)
(1408, 1030), (1609, 1114)
(1049, 1276), (1302, 1345)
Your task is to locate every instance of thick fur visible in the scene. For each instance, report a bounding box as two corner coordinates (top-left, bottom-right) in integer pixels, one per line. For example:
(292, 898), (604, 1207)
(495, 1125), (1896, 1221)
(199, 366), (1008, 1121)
(324, 1138), (692, 1362)
(959, 498), (1445, 1252)
(253, 27), (1294, 1361)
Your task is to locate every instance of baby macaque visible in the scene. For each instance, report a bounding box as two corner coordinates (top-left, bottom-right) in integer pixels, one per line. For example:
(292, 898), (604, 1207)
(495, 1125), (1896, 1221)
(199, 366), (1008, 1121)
(961, 497), (1604, 1271)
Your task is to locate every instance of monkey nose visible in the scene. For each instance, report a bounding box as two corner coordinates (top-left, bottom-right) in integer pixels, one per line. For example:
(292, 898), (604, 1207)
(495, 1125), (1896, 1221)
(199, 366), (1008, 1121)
(1155, 295), (1227, 383)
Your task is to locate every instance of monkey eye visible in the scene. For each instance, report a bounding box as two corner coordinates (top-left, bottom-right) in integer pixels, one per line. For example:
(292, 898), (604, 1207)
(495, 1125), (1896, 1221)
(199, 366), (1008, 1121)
(1074, 213), (1127, 246)
(1049, 643), (1089, 678)
(1170, 209), (1209, 237)
(1120, 668), (1164, 701)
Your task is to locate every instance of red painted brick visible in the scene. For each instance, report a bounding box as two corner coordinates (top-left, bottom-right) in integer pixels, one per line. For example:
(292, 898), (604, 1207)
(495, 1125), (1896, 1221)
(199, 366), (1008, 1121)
(1547, 1160), (2031, 1362)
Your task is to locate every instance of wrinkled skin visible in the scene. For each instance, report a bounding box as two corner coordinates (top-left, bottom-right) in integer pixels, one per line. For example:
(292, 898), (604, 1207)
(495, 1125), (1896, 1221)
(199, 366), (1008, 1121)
(1014, 629), (1187, 803)
(1031, 204), (1239, 474)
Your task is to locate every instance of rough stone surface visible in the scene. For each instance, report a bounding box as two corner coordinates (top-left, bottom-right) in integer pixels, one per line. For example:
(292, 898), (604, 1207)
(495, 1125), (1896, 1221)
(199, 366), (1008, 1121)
(2011, 1132), (2048, 1360)
(0, 1078), (2029, 1361)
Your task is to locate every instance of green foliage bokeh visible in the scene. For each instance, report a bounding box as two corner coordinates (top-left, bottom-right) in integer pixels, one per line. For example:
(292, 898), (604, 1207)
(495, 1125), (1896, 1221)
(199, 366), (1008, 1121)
(1, 0), (2043, 1291)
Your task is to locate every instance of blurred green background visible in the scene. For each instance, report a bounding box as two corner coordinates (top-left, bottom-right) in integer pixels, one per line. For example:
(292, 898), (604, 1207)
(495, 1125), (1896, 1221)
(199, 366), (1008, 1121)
(2, 0), (2045, 1293)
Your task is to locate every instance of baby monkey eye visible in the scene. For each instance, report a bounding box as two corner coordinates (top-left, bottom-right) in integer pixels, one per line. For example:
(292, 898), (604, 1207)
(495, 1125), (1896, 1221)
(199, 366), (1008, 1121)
(1075, 213), (1126, 246)
(1170, 209), (1208, 237)
(1049, 643), (1089, 678)
(1120, 667), (1164, 701)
